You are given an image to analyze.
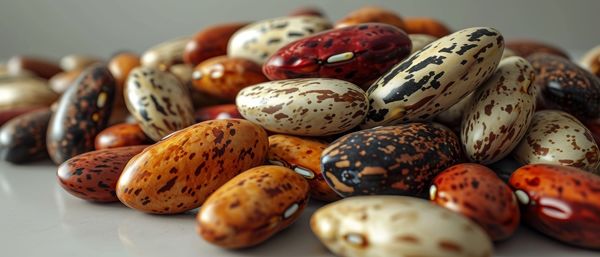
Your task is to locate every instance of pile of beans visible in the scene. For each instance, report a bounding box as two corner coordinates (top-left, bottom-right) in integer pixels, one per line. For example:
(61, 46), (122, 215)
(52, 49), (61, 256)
(1, 5), (600, 256)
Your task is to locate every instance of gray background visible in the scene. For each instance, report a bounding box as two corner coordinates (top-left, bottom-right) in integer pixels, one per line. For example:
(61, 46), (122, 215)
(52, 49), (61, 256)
(1, 0), (599, 61)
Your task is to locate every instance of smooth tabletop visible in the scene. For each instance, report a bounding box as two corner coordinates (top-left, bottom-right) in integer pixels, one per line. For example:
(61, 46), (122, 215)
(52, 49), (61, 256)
(1, 160), (598, 257)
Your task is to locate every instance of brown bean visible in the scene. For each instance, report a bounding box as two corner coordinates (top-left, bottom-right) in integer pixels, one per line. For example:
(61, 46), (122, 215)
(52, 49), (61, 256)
(184, 23), (248, 66)
(7, 56), (63, 79)
(108, 52), (140, 108)
(404, 17), (452, 38)
(95, 123), (152, 150)
(268, 134), (341, 202)
(335, 6), (405, 30)
(192, 56), (267, 100)
(197, 165), (309, 248)
(288, 6), (324, 17)
(507, 39), (569, 59)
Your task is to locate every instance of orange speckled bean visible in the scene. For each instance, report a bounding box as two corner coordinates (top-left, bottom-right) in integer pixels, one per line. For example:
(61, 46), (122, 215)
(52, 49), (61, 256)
(268, 134), (341, 202)
(197, 165), (309, 248)
(116, 119), (268, 214)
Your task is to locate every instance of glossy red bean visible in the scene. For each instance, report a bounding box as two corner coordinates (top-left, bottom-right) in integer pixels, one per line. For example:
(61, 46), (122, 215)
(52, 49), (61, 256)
(263, 23), (411, 89)
(509, 164), (600, 249)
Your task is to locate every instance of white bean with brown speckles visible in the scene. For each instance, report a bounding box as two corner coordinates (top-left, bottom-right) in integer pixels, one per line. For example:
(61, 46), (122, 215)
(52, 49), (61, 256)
(512, 110), (600, 172)
(236, 78), (368, 136)
(227, 16), (331, 64)
(311, 196), (493, 257)
(462, 56), (537, 164)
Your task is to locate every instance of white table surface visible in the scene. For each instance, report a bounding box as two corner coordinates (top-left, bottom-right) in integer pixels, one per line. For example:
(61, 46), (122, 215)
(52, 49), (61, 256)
(1, 160), (598, 257)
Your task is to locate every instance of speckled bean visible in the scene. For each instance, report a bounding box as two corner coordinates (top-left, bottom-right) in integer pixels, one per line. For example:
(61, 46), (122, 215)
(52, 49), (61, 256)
(510, 164), (600, 249)
(363, 27), (504, 128)
(0, 108), (52, 163)
(227, 16), (331, 64)
(321, 123), (462, 197)
(311, 196), (493, 257)
(512, 110), (600, 172)
(236, 78), (368, 136)
(430, 163), (520, 241)
(461, 56), (537, 164)
(47, 64), (116, 164)
(57, 145), (147, 202)
(528, 53), (600, 119)
(268, 134), (340, 201)
(124, 67), (195, 141)
(197, 165), (309, 248)
(116, 119), (268, 214)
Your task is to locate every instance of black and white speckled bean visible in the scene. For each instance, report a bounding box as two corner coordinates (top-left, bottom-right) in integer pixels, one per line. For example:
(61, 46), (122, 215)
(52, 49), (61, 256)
(125, 67), (195, 141)
(363, 27), (504, 128)
(227, 16), (331, 64)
